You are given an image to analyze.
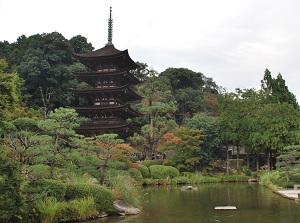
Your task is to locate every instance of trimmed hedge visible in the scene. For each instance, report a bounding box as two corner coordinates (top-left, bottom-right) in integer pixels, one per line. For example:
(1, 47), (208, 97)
(138, 164), (150, 178)
(128, 168), (144, 185)
(141, 159), (164, 167)
(149, 165), (180, 179)
(65, 183), (114, 212)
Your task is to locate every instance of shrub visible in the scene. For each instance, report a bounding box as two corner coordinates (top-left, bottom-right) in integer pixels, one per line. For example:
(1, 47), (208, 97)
(128, 168), (144, 185)
(110, 175), (143, 208)
(143, 178), (157, 185)
(0, 153), (25, 223)
(67, 196), (98, 221)
(24, 179), (67, 201)
(260, 172), (278, 191)
(171, 176), (190, 184)
(242, 166), (251, 176)
(190, 174), (220, 184)
(61, 172), (98, 184)
(36, 197), (65, 223)
(65, 183), (114, 212)
(105, 169), (129, 181)
(141, 159), (163, 167)
(182, 172), (194, 179)
(149, 165), (180, 179)
(138, 164), (150, 178)
(221, 174), (249, 182)
(27, 164), (51, 179)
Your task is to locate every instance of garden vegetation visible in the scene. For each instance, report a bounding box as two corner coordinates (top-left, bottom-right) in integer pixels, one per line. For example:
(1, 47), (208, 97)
(1, 33), (300, 222)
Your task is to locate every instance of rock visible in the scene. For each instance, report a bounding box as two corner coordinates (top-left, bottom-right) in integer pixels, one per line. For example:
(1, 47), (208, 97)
(113, 200), (141, 215)
(97, 211), (108, 218)
(181, 186), (198, 191)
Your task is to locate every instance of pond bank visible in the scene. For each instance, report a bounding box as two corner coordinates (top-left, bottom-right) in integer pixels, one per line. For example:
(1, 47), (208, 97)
(276, 189), (300, 201)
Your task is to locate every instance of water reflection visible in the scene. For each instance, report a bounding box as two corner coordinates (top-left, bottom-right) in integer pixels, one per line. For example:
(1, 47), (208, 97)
(84, 183), (300, 223)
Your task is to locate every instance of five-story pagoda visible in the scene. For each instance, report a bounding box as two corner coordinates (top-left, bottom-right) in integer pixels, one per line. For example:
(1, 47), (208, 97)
(71, 7), (142, 138)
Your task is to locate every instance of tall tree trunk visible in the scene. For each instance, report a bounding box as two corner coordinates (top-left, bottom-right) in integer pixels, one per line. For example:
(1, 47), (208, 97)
(256, 153), (259, 171)
(49, 162), (55, 179)
(246, 152), (250, 168)
(270, 150), (273, 170)
(149, 112), (154, 154)
(99, 161), (109, 185)
(236, 145), (240, 171)
(226, 145), (229, 175)
(266, 149), (270, 172)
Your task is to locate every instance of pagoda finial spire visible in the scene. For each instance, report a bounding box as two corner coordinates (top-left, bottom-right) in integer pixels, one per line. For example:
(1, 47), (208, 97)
(106, 7), (113, 46)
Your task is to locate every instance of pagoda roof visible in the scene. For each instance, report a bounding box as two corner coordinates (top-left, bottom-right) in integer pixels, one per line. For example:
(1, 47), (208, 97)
(75, 45), (122, 58)
(70, 85), (142, 101)
(74, 45), (138, 70)
(73, 69), (140, 85)
(73, 104), (143, 117)
(75, 123), (129, 131)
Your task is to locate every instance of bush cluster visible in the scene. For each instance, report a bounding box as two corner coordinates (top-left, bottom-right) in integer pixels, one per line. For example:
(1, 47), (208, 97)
(128, 168), (144, 185)
(24, 179), (67, 201)
(138, 164), (150, 178)
(149, 165), (180, 179)
(36, 196), (98, 223)
(65, 183), (114, 212)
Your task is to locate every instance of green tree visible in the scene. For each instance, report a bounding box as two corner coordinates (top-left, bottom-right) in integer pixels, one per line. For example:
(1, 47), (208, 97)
(0, 60), (23, 123)
(218, 86), (300, 172)
(0, 41), (12, 72)
(175, 88), (205, 124)
(261, 68), (299, 110)
(159, 68), (205, 124)
(218, 91), (245, 172)
(0, 152), (24, 223)
(130, 61), (150, 82)
(37, 107), (82, 178)
(160, 68), (204, 92)
(83, 134), (126, 185)
(18, 32), (76, 111)
(160, 127), (203, 172)
(185, 113), (222, 167)
(249, 102), (300, 171)
(3, 118), (45, 169)
(69, 35), (94, 54)
(134, 69), (177, 154)
(276, 145), (300, 182)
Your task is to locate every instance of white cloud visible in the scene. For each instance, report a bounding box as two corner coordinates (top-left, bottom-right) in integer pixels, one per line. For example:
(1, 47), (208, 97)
(1, 0), (299, 101)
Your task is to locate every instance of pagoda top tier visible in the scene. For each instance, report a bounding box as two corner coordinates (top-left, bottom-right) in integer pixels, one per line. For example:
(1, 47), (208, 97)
(75, 44), (121, 58)
(74, 45), (139, 71)
(74, 7), (139, 71)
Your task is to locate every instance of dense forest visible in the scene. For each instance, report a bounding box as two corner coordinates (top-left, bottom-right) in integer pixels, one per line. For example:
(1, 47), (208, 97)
(1, 32), (300, 222)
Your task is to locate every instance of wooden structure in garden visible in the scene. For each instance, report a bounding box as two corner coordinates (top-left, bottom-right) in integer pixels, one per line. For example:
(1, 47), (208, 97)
(71, 7), (142, 138)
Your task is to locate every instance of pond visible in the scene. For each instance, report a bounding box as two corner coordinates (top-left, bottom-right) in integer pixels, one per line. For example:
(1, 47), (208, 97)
(86, 183), (300, 223)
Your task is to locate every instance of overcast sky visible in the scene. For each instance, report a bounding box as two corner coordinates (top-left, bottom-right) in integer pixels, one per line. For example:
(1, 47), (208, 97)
(1, 0), (300, 101)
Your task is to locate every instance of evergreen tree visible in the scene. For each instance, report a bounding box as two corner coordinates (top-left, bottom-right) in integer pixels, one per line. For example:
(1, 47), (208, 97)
(0, 152), (24, 223)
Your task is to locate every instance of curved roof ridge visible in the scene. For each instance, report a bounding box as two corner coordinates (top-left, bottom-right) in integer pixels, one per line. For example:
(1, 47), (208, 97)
(75, 44), (125, 58)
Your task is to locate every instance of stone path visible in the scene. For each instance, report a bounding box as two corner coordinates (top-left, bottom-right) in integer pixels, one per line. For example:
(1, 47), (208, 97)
(277, 189), (300, 200)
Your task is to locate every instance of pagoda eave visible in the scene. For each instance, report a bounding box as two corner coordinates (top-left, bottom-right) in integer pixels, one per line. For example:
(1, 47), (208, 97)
(75, 123), (129, 131)
(70, 86), (143, 101)
(75, 46), (138, 70)
(73, 70), (140, 84)
(73, 104), (143, 117)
